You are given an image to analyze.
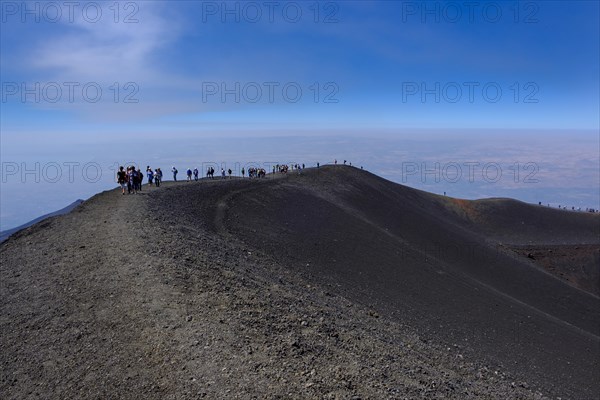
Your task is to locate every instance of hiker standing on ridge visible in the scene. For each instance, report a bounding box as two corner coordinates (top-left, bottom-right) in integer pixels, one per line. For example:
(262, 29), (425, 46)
(186, 168), (193, 181)
(228, 168), (232, 178)
(172, 166), (178, 181)
(117, 166), (127, 195)
(193, 168), (199, 181)
(136, 168), (143, 191)
(127, 166), (137, 194)
(146, 166), (154, 186)
(241, 167), (245, 178)
(154, 168), (162, 187)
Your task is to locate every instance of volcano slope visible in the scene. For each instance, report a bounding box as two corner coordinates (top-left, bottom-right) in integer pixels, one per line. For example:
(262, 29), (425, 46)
(1, 166), (598, 399)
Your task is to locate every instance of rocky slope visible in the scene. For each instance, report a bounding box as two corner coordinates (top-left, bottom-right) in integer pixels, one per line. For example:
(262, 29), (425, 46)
(1, 166), (598, 399)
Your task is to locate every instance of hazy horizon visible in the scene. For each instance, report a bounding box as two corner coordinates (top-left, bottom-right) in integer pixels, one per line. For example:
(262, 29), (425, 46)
(2, 129), (599, 231)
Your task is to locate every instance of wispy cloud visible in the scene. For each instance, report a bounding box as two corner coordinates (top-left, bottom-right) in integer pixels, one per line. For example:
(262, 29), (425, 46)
(10, 2), (195, 120)
(30, 2), (177, 83)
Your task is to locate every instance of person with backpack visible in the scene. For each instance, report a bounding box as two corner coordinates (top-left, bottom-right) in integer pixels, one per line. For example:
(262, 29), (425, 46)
(227, 168), (232, 179)
(186, 168), (193, 181)
(172, 166), (178, 181)
(117, 166), (127, 195)
(193, 168), (199, 181)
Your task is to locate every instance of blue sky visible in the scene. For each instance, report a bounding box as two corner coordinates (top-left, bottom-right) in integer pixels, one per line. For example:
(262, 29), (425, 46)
(1, 1), (599, 229)
(1, 1), (598, 131)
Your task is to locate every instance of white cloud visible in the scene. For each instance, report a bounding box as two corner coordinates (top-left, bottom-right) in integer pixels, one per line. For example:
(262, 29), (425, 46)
(30, 2), (177, 84)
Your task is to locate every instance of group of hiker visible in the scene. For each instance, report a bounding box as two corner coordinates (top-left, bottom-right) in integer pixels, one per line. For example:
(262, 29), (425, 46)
(160, 163), (319, 184)
(538, 202), (597, 213)
(245, 167), (266, 178)
(117, 162), (323, 194)
(117, 166), (163, 195)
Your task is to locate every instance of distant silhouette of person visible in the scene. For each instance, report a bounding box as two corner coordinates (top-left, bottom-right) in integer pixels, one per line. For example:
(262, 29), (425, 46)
(186, 168), (192, 181)
(193, 168), (199, 181)
(317, 162), (320, 168)
(228, 168), (232, 178)
(221, 168), (226, 179)
(241, 168), (245, 178)
(172, 166), (178, 181)
(136, 168), (143, 191)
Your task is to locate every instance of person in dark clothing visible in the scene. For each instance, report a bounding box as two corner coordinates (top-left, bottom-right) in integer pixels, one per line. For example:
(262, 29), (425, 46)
(117, 166), (127, 195)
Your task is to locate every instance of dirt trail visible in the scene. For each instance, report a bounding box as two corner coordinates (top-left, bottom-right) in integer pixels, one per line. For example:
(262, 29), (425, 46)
(1, 189), (194, 397)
